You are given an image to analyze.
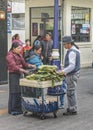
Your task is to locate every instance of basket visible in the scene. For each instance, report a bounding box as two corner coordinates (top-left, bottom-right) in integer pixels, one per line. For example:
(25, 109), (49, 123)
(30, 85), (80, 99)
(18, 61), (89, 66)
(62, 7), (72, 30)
(22, 98), (58, 113)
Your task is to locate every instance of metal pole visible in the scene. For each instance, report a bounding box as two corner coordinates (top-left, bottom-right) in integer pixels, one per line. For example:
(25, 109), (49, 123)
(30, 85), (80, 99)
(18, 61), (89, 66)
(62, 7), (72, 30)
(60, 0), (64, 65)
(51, 0), (60, 70)
(53, 0), (59, 49)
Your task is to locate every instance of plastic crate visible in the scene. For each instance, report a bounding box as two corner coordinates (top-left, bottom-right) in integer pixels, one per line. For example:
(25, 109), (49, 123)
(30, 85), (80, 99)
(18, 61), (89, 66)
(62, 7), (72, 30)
(22, 98), (58, 113)
(21, 86), (41, 98)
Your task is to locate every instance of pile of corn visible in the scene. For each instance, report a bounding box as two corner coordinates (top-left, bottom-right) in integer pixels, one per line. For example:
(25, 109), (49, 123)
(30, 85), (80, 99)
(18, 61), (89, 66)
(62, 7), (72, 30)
(26, 65), (64, 86)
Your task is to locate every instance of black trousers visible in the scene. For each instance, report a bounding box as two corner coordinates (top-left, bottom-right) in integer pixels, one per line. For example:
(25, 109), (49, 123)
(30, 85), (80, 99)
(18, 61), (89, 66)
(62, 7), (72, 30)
(43, 57), (51, 65)
(8, 93), (22, 114)
(8, 73), (22, 114)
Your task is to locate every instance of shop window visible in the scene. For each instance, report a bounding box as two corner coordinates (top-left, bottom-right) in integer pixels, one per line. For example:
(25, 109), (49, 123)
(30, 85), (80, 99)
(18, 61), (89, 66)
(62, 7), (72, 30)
(71, 6), (90, 42)
(12, 13), (25, 30)
(30, 7), (61, 42)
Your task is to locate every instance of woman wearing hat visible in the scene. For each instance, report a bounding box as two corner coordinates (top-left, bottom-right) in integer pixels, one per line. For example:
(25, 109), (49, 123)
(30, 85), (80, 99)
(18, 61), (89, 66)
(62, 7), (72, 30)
(58, 36), (80, 115)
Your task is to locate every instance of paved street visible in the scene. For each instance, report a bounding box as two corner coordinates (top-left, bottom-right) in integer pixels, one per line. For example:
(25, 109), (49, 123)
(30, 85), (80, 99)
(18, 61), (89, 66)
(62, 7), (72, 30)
(0, 68), (93, 130)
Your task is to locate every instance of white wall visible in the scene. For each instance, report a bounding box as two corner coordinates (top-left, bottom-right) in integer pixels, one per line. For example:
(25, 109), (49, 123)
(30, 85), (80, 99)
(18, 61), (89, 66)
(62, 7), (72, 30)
(11, 1), (25, 43)
(12, 2), (25, 13)
(63, 0), (93, 67)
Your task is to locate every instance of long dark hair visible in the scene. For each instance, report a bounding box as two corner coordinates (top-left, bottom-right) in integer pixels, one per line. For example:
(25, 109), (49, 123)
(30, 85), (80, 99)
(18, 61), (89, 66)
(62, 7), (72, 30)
(33, 44), (42, 51)
(10, 42), (20, 51)
(14, 34), (19, 39)
(71, 42), (79, 49)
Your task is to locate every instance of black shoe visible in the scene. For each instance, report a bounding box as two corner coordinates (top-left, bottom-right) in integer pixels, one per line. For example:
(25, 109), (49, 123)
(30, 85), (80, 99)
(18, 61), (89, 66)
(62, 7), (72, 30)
(63, 111), (77, 116)
(67, 108), (70, 112)
(11, 111), (23, 116)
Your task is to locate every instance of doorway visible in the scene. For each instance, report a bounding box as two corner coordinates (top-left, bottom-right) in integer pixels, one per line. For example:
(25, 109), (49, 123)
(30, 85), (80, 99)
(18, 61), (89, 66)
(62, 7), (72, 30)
(30, 6), (61, 44)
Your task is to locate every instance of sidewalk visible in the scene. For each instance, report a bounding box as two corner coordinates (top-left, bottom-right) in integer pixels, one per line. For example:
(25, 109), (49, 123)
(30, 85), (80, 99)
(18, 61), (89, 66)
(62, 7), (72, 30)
(0, 67), (93, 130)
(0, 84), (8, 115)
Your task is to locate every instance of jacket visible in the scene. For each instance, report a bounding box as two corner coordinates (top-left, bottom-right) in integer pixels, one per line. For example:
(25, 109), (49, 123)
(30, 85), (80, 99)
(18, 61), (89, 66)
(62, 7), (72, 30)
(6, 51), (29, 73)
(27, 51), (43, 69)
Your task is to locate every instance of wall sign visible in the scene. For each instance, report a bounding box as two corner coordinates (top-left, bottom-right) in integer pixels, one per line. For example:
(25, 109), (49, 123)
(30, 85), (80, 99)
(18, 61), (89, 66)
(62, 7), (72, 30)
(7, 13), (11, 34)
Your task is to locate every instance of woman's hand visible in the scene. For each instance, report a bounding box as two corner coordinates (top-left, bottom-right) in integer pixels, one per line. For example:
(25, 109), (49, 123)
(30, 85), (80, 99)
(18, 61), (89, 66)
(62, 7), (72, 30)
(19, 68), (30, 74)
(28, 64), (36, 69)
(31, 64), (36, 69)
(41, 55), (44, 60)
(24, 70), (30, 74)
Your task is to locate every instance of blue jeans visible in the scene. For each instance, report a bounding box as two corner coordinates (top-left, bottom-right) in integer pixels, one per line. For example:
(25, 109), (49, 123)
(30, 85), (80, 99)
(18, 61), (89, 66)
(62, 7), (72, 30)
(60, 79), (67, 105)
(60, 94), (65, 105)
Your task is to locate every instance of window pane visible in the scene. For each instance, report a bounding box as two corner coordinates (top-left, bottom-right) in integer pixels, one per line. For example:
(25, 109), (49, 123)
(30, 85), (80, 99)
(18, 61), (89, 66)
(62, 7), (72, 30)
(12, 13), (25, 30)
(31, 7), (61, 42)
(71, 6), (90, 42)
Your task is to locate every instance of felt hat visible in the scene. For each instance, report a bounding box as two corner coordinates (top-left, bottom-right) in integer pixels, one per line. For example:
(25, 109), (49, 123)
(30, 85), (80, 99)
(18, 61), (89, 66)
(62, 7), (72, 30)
(62, 36), (74, 44)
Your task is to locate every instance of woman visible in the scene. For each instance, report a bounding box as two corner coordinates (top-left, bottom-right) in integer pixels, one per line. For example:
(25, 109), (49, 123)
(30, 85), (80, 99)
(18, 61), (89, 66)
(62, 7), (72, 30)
(33, 35), (42, 46)
(12, 34), (24, 54)
(27, 45), (43, 69)
(12, 34), (23, 46)
(26, 45), (43, 98)
(6, 42), (36, 115)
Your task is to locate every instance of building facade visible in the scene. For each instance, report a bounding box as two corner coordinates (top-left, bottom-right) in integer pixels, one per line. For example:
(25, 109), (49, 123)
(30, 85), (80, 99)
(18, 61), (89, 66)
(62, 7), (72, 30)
(11, 1), (25, 43)
(63, 0), (93, 67)
(0, 0), (8, 84)
(25, 0), (93, 67)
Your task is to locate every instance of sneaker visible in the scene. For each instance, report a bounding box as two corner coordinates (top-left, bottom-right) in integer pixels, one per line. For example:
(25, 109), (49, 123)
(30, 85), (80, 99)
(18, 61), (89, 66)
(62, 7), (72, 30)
(59, 104), (64, 109)
(63, 111), (77, 116)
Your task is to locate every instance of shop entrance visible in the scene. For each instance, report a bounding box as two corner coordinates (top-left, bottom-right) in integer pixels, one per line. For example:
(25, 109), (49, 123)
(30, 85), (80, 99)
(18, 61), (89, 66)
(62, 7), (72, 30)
(30, 6), (61, 44)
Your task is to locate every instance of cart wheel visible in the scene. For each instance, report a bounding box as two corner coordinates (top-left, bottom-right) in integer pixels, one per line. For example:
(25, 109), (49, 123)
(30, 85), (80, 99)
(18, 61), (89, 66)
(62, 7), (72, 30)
(53, 112), (57, 118)
(40, 114), (46, 120)
(23, 111), (28, 116)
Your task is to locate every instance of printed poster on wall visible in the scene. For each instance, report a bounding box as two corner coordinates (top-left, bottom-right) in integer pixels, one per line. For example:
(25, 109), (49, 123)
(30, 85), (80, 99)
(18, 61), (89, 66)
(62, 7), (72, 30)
(71, 24), (76, 34)
(32, 23), (38, 36)
(80, 24), (90, 34)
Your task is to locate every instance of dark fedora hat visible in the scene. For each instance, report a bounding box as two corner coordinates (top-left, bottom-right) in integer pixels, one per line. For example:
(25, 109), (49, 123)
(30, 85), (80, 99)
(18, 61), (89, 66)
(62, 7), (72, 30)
(62, 36), (74, 44)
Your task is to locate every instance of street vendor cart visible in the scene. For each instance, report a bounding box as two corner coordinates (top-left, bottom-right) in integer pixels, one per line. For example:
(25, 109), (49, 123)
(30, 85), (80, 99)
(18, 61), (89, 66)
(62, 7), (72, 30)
(20, 78), (62, 120)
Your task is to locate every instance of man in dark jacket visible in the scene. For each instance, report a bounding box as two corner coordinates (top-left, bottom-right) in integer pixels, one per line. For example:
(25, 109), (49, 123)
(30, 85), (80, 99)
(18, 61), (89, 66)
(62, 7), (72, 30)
(41, 32), (53, 65)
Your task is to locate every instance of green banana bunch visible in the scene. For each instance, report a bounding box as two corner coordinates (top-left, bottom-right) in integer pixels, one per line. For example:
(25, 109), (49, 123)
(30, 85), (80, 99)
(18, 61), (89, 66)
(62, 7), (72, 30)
(26, 65), (64, 86)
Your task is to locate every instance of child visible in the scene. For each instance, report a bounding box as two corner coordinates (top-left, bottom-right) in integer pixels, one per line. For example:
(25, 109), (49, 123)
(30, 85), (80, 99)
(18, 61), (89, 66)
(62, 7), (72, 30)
(22, 39), (32, 60)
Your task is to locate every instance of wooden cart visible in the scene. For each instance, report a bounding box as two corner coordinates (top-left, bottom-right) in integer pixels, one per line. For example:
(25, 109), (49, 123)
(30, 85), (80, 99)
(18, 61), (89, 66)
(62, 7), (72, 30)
(20, 78), (62, 119)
